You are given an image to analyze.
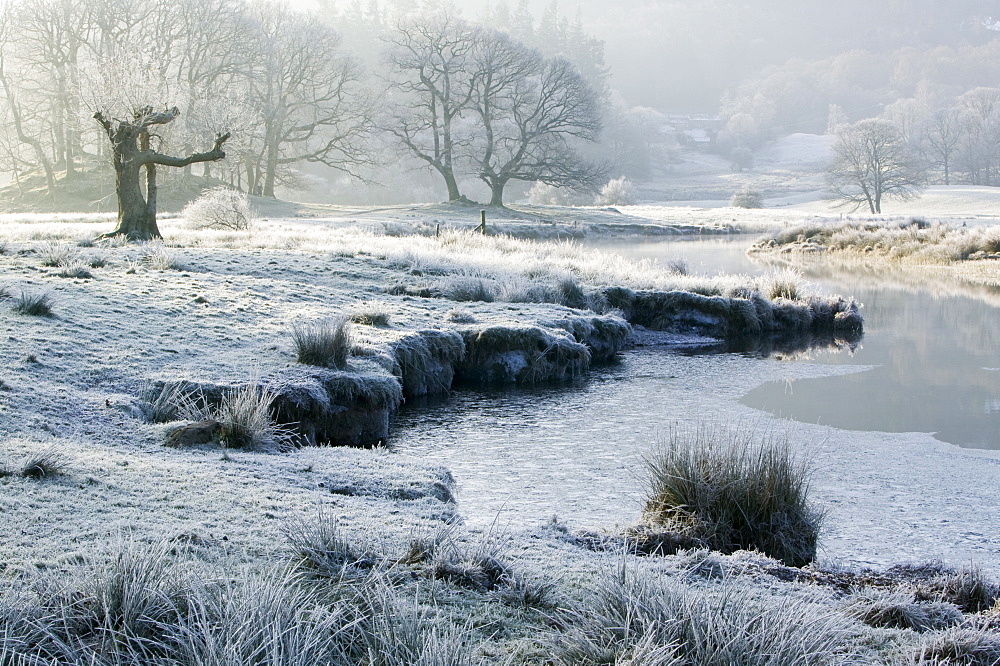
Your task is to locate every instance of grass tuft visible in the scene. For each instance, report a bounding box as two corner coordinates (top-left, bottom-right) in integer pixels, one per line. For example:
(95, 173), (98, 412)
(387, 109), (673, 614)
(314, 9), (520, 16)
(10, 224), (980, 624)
(446, 308), (477, 324)
(844, 590), (962, 632)
(549, 561), (853, 666)
(141, 243), (182, 270)
(57, 261), (93, 279)
(914, 564), (1000, 613)
(431, 523), (512, 592)
(138, 381), (209, 423)
(349, 300), (392, 327)
(20, 447), (68, 478)
(283, 506), (376, 578)
(216, 384), (290, 451)
(36, 241), (75, 267)
(643, 424), (822, 567)
(292, 316), (352, 369)
(915, 628), (1000, 666)
(12, 290), (53, 316)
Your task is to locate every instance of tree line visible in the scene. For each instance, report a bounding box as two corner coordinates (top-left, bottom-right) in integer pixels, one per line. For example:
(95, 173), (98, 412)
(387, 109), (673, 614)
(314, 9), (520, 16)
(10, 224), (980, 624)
(826, 86), (1000, 214)
(0, 0), (611, 236)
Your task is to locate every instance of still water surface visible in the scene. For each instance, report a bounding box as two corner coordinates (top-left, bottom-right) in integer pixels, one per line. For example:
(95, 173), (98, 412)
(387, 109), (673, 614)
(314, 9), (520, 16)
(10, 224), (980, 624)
(392, 235), (1000, 528)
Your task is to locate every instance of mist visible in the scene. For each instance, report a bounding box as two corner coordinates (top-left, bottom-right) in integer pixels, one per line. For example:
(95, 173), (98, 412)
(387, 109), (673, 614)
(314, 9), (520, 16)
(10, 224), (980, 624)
(2, 0), (999, 208)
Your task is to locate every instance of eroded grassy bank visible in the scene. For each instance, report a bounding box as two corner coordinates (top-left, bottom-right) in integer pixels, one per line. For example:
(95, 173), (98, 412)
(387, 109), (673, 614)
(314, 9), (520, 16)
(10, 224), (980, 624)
(0, 221), (861, 449)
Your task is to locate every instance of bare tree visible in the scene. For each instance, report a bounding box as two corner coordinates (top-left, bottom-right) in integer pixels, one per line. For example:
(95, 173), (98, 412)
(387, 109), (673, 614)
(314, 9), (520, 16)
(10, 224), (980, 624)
(245, 3), (374, 198)
(919, 108), (963, 186)
(467, 31), (604, 207)
(827, 119), (924, 214)
(94, 106), (228, 239)
(956, 87), (1000, 187)
(383, 14), (477, 202)
(0, 0), (60, 194)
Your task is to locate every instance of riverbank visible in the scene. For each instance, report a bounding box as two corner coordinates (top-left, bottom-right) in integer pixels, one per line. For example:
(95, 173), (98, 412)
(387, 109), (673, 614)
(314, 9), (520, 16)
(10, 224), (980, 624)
(750, 218), (1000, 289)
(4, 211), (1000, 664)
(0, 215), (858, 561)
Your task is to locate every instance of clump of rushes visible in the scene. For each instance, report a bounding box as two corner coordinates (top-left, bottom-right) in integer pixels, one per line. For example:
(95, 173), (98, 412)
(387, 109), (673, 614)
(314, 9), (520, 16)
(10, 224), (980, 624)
(643, 424), (822, 567)
(12, 290), (53, 316)
(292, 316), (352, 369)
(216, 384), (289, 451)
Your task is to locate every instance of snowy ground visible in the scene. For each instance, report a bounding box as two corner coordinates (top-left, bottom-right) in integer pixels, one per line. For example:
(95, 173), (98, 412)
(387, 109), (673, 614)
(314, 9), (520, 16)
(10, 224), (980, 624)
(1, 204), (998, 663)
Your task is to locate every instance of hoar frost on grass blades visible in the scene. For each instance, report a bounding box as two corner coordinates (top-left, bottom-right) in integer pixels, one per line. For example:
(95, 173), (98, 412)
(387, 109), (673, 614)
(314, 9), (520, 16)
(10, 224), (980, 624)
(642, 423), (823, 567)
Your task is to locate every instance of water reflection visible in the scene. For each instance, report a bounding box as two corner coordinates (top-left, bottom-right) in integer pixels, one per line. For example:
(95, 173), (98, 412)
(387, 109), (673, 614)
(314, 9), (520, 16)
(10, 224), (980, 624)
(741, 262), (1000, 449)
(587, 237), (1000, 449)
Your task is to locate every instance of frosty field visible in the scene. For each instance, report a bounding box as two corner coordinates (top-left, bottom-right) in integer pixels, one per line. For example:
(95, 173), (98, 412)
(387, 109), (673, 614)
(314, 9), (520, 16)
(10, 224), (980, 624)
(1, 206), (998, 664)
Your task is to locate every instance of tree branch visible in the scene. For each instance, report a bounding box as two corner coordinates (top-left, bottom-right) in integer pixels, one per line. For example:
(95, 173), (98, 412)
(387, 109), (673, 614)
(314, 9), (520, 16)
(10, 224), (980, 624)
(144, 132), (230, 167)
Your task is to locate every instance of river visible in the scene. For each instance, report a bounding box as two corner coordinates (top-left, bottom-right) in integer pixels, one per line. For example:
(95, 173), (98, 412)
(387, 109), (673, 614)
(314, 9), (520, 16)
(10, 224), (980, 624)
(391, 235), (1000, 570)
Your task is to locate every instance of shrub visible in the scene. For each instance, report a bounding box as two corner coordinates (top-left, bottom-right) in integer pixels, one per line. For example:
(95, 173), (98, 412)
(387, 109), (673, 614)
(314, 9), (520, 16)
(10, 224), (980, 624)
(215, 384), (289, 451)
(12, 290), (53, 316)
(595, 176), (636, 206)
(182, 186), (256, 231)
(731, 186), (764, 209)
(643, 424), (822, 567)
(292, 316), (352, 369)
(20, 447), (68, 478)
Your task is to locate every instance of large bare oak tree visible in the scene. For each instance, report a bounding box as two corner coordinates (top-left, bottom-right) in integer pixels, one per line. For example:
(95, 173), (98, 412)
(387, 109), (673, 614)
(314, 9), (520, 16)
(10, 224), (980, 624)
(468, 32), (604, 207)
(94, 106), (228, 240)
(383, 14), (477, 202)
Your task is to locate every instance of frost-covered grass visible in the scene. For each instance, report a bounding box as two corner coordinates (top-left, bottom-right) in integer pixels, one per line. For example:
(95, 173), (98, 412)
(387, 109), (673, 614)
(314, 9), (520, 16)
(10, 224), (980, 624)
(293, 316), (353, 369)
(757, 218), (1000, 264)
(0, 208), (992, 664)
(11, 289), (53, 316)
(643, 424), (822, 567)
(0, 213), (810, 300)
(215, 383), (290, 451)
(4, 527), (996, 666)
(549, 560), (856, 665)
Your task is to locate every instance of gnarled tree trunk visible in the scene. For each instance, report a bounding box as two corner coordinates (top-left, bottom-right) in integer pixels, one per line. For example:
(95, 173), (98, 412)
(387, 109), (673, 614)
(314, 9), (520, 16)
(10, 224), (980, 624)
(95, 106), (229, 241)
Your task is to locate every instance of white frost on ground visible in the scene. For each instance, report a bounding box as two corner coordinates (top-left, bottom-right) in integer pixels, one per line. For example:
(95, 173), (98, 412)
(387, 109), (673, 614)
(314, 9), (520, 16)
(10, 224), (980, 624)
(1, 207), (998, 582)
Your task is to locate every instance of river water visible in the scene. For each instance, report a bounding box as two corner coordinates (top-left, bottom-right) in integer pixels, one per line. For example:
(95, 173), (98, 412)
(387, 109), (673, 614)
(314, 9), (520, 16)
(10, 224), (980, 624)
(391, 236), (1000, 567)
